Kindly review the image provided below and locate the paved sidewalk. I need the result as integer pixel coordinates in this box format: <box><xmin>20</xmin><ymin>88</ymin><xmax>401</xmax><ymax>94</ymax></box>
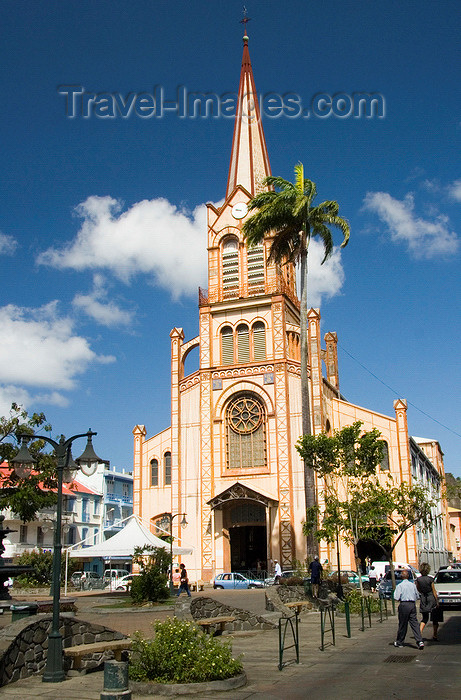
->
<box><xmin>1</xmin><ymin>603</ymin><xmax>460</xmax><ymax>699</ymax></box>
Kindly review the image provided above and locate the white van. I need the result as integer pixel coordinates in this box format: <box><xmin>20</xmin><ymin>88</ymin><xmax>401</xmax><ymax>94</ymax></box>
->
<box><xmin>371</xmin><ymin>561</ymin><xmax>420</xmax><ymax>580</ymax></box>
<box><xmin>103</xmin><ymin>569</ymin><xmax>130</xmax><ymax>587</ymax></box>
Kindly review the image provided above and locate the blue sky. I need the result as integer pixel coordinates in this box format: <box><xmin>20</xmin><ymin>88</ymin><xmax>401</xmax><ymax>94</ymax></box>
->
<box><xmin>1</xmin><ymin>1</ymin><xmax>460</xmax><ymax>476</ymax></box>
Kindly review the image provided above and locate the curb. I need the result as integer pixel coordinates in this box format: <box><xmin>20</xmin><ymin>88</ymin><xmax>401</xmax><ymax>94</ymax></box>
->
<box><xmin>131</xmin><ymin>671</ymin><xmax>247</xmax><ymax>696</ymax></box>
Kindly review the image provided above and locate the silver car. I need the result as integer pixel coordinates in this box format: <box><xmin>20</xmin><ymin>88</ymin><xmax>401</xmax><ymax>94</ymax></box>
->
<box><xmin>433</xmin><ymin>568</ymin><xmax>461</xmax><ymax>609</ymax></box>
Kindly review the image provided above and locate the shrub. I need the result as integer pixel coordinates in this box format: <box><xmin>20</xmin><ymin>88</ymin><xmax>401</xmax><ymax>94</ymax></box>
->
<box><xmin>280</xmin><ymin>576</ymin><xmax>305</xmax><ymax>586</ymax></box>
<box><xmin>130</xmin><ymin>569</ymin><xmax>169</xmax><ymax>604</ymax></box>
<box><xmin>336</xmin><ymin>588</ymin><xmax>380</xmax><ymax>614</ymax></box>
<box><xmin>14</xmin><ymin>549</ymin><xmax>80</xmax><ymax>587</ymax></box>
<box><xmin>129</xmin><ymin>618</ymin><xmax>243</xmax><ymax>684</ymax></box>
<box><xmin>130</xmin><ymin>544</ymin><xmax>170</xmax><ymax>604</ymax></box>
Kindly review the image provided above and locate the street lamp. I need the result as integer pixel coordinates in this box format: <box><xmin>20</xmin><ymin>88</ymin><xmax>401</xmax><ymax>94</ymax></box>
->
<box><xmin>10</xmin><ymin>429</ymin><xmax>102</xmax><ymax>683</ymax></box>
<box><xmin>160</xmin><ymin>512</ymin><xmax>187</xmax><ymax>595</ymax></box>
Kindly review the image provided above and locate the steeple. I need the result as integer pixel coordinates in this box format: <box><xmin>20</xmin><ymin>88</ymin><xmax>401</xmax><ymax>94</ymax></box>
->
<box><xmin>225</xmin><ymin>31</ymin><xmax>271</xmax><ymax>198</ymax></box>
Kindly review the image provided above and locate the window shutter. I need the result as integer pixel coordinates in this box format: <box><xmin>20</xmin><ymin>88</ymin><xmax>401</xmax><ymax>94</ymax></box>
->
<box><xmin>237</xmin><ymin>325</ymin><xmax>250</xmax><ymax>363</ymax></box>
<box><xmin>253</xmin><ymin>322</ymin><xmax>266</xmax><ymax>360</ymax></box>
<box><xmin>221</xmin><ymin>327</ymin><xmax>234</xmax><ymax>365</ymax></box>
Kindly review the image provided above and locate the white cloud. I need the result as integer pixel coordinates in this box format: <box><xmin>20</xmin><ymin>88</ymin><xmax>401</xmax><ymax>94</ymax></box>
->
<box><xmin>72</xmin><ymin>274</ymin><xmax>134</xmax><ymax>327</ymax></box>
<box><xmin>306</xmin><ymin>239</ymin><xmax>345</xmax><ymax>307</ymax></box>
<box><xmin>37</xmin><ymin>195</ymin><xmax>208</xmax><ymax>300</ymax></box>
<box><xmin>362</xmin><ymin>191</ymin><xmax>459</xmax><ymax>258</ymax></box>
<box><xmin>0</xmin><ymin>302</ymin><xmax>115</xmax><ymax>410</ymax></box>
<box><xmin>0</xmin><ymin>232</ymin><xmax>17</xmax><ymax>256</ymax></box>
<box><xmin>448</xmin><ymin>179</ymin><xmax>461</xmax><ymax>202</ymax></box>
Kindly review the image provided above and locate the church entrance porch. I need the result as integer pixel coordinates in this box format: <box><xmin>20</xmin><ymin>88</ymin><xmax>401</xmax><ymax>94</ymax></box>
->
<box><xmin>208</xmin><ymin>482</ymin><xmax>278</xmax><ymax>577</ymax></box>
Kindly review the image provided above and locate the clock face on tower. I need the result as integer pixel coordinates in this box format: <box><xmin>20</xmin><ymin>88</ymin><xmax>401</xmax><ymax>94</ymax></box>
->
<box><xmin>231</xmin><ymin>202</ymin><xmax>248</xmax><ymax>219</ymax></box>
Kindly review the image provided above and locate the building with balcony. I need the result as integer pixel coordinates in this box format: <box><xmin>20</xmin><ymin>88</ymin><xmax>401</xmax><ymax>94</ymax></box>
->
<box><xmin>0</xmin><ymin>465</ymin><xmax>102</xmax><ymax>560</ymax></box>
<box><xmin>76</xmin><ymin>463</ymin><xmax>133</xmax><ymax>542</ymax></box>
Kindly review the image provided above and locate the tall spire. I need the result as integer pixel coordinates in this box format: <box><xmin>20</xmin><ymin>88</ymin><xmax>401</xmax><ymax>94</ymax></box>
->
<box><xmin>225</xmin><ymin>29</ymin><xmax>271</xmax><ymax>198</ymax></box>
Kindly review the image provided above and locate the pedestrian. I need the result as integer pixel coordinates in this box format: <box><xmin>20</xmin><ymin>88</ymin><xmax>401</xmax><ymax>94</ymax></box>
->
<box><xmin>368</xmin><ymin>566</ymin><xmax>378</xmax><ymax>592</ymax></box>
<box><xmin>274</xmin><ymin>560</ymin><xmax>282</xmax><ymax>584</ymax></box>
<box><xmin>416</xmin><ymin>562</ymin><xmax>443</xmax><ymax>641</ymax></box>
<box><xmin>172</xmin><ymin>568</ymin><xmax>181</xmax><ymax>588</ymax></box>
<box><xmin>176</xmin><ymin>563</ymin><xmax>191</xmax><ymax>597</ymax></box>
<box><xmin>309</xmin><ymin>555</ymin><xmax>323</xmax><ymax>598</ymax></box>
<box><xmin>393</xmin><ymin>569</ymin><xmax>424</xmax><ymax>648</ymax></box>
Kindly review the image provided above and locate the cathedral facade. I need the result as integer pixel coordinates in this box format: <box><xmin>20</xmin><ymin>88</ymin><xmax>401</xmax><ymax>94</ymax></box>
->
<box><xmin>133</xmin><ymin>34</ymin><xmax>449</xmax><ymax>581</ymax></box>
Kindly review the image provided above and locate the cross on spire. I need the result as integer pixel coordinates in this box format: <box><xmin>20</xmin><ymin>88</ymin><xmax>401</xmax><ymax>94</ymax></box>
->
<box><xmin>240</xmin><ymin>6</ymin><xmax>251</xmax><ymax>37</ymax></box>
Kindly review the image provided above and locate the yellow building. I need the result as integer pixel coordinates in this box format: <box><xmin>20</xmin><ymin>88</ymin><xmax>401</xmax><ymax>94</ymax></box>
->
<box><xmin>133</xmin><ymin>33</ymin><xmax>449</xmax><ymax>580</ymax></box>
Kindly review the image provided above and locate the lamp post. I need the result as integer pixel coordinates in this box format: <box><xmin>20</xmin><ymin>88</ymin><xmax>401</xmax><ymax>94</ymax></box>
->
<box><xmin>160</xmin><ymin>513</ymin><xmax>187</xmax><ymax>595</ymax></box>
<box><xmin>10</xmin><ymin>430</ymin><xmax>102</xmax><ymax>683</ymax></box>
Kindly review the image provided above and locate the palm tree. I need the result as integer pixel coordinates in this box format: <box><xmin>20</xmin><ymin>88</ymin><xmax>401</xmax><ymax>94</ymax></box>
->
<box><xmin>242</xmin><ymin>163</ymin><xmax>350</xmax><ymax>559</ymax></box>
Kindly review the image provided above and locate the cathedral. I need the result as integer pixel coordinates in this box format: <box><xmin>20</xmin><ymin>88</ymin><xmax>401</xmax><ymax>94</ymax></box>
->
<box><xmin>132</xmin><ymin>33</ymin><xmax>449</xmax><ymax>581</ymax></box>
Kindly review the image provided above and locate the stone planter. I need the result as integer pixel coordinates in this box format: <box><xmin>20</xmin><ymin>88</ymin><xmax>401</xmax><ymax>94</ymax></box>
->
<box><xmin>131</xmin><ymin>671</ymin><xmax>247</xmax><ymax>696</ymax></box>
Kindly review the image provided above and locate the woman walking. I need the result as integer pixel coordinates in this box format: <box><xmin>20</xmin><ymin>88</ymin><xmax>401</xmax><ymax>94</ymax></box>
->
<box><xmin>416</xmin><ymin>563</ymin><xmax>443</xmax><ymax>641</ymax></box>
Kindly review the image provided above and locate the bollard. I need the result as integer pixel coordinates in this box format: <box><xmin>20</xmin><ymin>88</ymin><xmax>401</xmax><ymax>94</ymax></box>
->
<box><xmin>100</xmin><ymin>660</ymin><xmax>131</xmax><ymax>700</ymax></box>
<box><xmin>345</xmin><ymin>600</ymin><xmax>351</xmax><ymax>637</ymax></box>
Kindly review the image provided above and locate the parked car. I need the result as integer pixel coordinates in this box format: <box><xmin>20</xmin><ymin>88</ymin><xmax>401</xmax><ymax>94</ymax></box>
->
<box><xmin>103</xmin><ymin>569</ymin><xmax>130</xmax><ymax>586</ymax></box>
<box><xmin>71</xmin><ymin>571</ymin><xmax>104</xmax><ymax>589</ymax></box>
<box><xmin>371</xmin><ymin>561</ymin><xmax>420</xmax><ymax>580</ymax></box>
<box><xmin>328</xmin><ymin>570</ymin><xmax>370</xmax><ymax>587</ymax></box>
<box><xmin>70</xmin><ymin>571</ymin><xmax>84</xmax><ymax>587</ymax></box>
<box><xmin>264</xmin><ymin>569</ymin><xmax>297</xmax><ymax>586</ymax></box>
<box><xmin>377</xmin><ymin>569</ymin><xmax>416</xmax><ymax>599</ymax></box>
<box><xmin>114</xmin><ymin>573</ymin><xmax>141</xmax><ymax>592</ymax></box>
<box><xmin>213</xmin><ymin>573</ymin><xmax>264</xmax><ymax>589</ymax></box>
<box><xmin>433</xmin><ymin>568</ymin><xmax>461</xmax><ymax>609</ymax></box>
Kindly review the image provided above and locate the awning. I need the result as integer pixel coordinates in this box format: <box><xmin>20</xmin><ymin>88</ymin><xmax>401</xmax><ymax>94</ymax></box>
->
<box><xmin>68</xmin><ymin>514</ymin><xmax>193</xmax><ymax>558</ymax></box>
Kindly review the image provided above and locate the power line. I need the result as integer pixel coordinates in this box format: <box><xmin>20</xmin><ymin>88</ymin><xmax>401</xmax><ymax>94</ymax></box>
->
<box><xmin>338</xmin><ymin>343</ymin><xmax>461</xmax><ymax>440</ymax></box>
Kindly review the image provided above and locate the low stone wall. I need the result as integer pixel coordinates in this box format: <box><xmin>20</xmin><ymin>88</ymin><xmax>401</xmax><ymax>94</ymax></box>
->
<box><xmin>176</xmin><ymin>597</ymin><xmax>276</xmax><ymax>632</ymax></box>
<box><xmin>0</xmin><ymin>614</ymin><xmax>127</xmax><ymax>686</ymax></box>
<box><xmin>264</xmin><ymin>585</ymin><xmax>314</xmax><ymax>616</ymax></box>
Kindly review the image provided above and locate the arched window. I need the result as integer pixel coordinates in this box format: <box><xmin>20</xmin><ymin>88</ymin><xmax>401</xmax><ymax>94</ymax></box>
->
<box><xmin>380</xmin><ymin>441</ymin><xmax>390</xmax><ymax>470</ymax></box>
<box><xmin>247</xmin><ymin>243</ymin><xmax>264</xmax><ymax>291</ymax></box>
<box><xmin>150</xmin><ymin>459</ymin><xmax>158</xmax><ymax>486</ymax></box>
<box><xmin>221</xmin><ymin>326</ymin><xmax>234</xmax><ymax>365</ymax></box>
<box><xmin>252</xmin><ymin>321</ymin><xmax>266</xmax><ymax>361</ymax></box>
<box><xmin>237</xmin><ymin>324</ymin><xmax>250</xmax><ymax>363</ymax></box>
<box><xmin>164</xmin><ymin>451</ymin><xmax>172</xmax><ymax>485</ymax></box>
<box><xmin>222</xmin><ymin>237</ymin><xmax>239</xmax><ymax>297</ymax></box>
<box><xmin>226</xmin><ymin>393</ymin><xmax>266</xmax><ymax>470</ymax></box>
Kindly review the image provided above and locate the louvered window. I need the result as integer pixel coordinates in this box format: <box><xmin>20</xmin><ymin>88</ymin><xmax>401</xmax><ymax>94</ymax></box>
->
<box><xmin>150</xmin><ymin>459</ymin><xmax>158</xmax><ymax>486</ymax></box>
<box><xmin>380</xmin><ymin>441</ymin><xmax>390</xmax><ymax>471</ymax></box>
<box><xmin>237</xmin><ymin>324</ymin><xmax>250</xmax><ymax>363</ymax></box>
<box><xmin>221</xmin><ymin>326</ymin><xmax>234</xmax><ymax>365</ymax></box>
<box><xmin>226</xmin><ymin>394</ymin><xmax>266</xmax><ymax>470</ymax></box>
<box><xmin>222</xmin><ymin>238</ymin><xmax>239</xmax><ymax>296</ymax></box>
<box><xmin>164</xmin><ymin>451</ymin><xmax>172</xmax><ymax>485</ymax></box>
<box><xmin>252</xmin><ymin>322</ymin><xmax>266</xmax><ymax>361</ymax></box>
<box><xmin>247</xmin><ymin>244</ymin><xmax>265</xmax><ymax>291</ymax></box>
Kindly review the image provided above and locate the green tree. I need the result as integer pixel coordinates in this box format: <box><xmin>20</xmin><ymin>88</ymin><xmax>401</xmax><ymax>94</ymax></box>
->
<box><xmin>243</xmin><ymin>164</ymin><xmax>350</xmax><ymax>557</ymax></box>
<box><xmin>296</xmin><ymin>421</ymin><xmax>439</xmax><ymax>591</ymax></box>
<box><xmin>0</xmin><ymin>403</ymin><xmax>58</xmax><ymax>522</ymax></box>
<box><xmin>130</xmin><ymin>544</ymin><xmax>170</xmax><ymax>603</ymax></box>
<box><xmin>297</xmin><ymin>421</ymin><xmax>384</xmax><ymax>592</ymax></box>
<box><xmin>14</xmin><ymin>549</ymin><xmax>80</xmax><ymax>587</ymax></box>
<box><xmin>363</xmin><ymin>480</ymin><xmax>438</xmax><ymax>589</ymax></box>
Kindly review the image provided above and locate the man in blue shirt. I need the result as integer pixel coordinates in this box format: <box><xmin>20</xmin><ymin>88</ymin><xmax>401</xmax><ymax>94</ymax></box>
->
<box><xmin>393</xmin><ymin>569</ymin><xmax>424</xmax><ymax>648</ymax></box>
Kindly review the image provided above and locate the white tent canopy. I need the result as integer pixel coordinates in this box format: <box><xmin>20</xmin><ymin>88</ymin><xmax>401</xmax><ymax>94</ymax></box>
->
<box><xmin>68</xmin><ymin>515</ymin><xmax>193</xmax><ymax>558</ymax></box>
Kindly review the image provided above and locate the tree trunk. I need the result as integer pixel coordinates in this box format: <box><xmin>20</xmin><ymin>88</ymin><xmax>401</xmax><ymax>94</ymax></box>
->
<box><xmin>300</xmin><ymin>246</ymin><xmax>317</xmax><ymax>560</ymax></box>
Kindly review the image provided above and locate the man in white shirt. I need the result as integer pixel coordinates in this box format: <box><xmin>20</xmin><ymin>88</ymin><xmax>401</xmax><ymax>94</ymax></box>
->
<box><xmin>274</xmin><ymin>560</ymin><xmax>282</xmax><ymax>584</ymax></box>
<box><xmin>393</xmin><ymin>569</ymin><xmax>424</xmax><ymax>648</ymax></box>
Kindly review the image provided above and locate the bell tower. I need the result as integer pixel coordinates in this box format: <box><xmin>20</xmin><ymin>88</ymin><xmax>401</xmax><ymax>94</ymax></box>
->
<box><xmin>196</xmin><ymin>30</ymin><xmax>304</xmax><ymax>576</ymax></box>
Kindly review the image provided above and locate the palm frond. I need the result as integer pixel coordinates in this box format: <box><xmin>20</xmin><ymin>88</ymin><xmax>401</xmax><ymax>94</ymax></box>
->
<box><xmin>294</xmin><ymin>162</ymin><xmax>304</xmax><ymax>193</ymax></box>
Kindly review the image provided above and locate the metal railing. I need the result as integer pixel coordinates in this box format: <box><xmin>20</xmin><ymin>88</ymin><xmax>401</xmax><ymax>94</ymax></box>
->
<box><xmin>278</xmin><ymin>614</ymin><xmax>299</xmax><ymax>670</ymax></box>
<box><xmin>320</xmin><ymin>604</ymin><xmax>336</xmax><ymax>651</ymax></box>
